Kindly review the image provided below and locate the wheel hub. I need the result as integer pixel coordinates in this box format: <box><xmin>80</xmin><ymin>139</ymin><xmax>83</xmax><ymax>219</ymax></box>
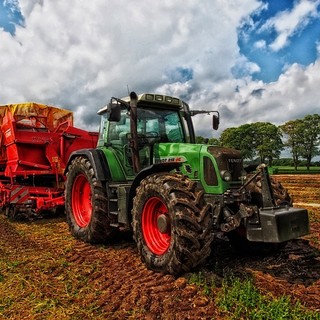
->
<box><xmin>157</xmin><ymin>214</ymin><xmax>170</xmax><ymax>233</ymax></box>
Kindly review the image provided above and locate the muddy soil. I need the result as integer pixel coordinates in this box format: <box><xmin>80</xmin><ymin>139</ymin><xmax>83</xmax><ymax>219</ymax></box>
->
<box><xmin>0</xmin><ymin>174</ymin><xmax>319</xmax><ymax>319</ymax></box>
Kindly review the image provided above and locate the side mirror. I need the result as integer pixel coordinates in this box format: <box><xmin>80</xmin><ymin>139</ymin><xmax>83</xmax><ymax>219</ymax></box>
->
<box><xmin>107</xmin><ymin>103</ymin><xmax>121</xmax><ymax>122</ymax></box>
<box><xmin>212</xmin><ymin>114</ymin><xmax>219</xmax><ymax>130</ymax></box>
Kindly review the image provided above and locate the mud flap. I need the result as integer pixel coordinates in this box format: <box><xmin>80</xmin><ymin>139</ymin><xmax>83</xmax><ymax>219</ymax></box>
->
<box><xmin>246</xmin><ymin>206</ymin><xmax>309</xmax><ymax>243</ymax></box>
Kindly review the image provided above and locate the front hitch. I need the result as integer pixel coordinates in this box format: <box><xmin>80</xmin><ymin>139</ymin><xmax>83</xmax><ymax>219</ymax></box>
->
<box><xmin>258</xmin><ymin>164</ymin><xmax>276</xmax><ymax>208</ymax></box>
<box><xmin>245</xmin><ymin>164</ymin><xmax>309</xmax><ymax>243</ymax></box>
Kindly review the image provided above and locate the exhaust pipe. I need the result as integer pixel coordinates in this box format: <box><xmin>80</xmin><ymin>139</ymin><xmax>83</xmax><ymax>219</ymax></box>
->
<box><xmin>129</xmin><ymin>92</ymin><xmax>141</xmax><ymax>173</ymax></box>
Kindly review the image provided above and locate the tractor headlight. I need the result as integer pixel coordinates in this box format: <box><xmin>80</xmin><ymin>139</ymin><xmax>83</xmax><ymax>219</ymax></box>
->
<box><xmin>221</xmin><ymin>170</ymin><xmax>232</xmax><ymax>182</ymax></box>
<box><xmin>240</xmin><ymin>170</ymin><xmax>247</xmax><ymax>181</ymax></box>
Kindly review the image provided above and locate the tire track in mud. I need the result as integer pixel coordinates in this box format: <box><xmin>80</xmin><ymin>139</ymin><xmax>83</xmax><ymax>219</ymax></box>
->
<box><xmin>1</xmin><ymin>220</ymin><xmax>319</xmax><ymax>318</ymax></box>
<box><xmin>205</xmin><ymin>237</ymin><xmax>320</xmax><ymax>310</ymax></box>
<box><xmin>0</xmin><ymin>216</ymin><xmax>219</xmax><ymax>319</ymax></box>
<box><xmin>252</xmin><ymin>240</ymin><xmax>320</xmax><ymax>309</ymax></box>
<box><xmin>1</xmin><ymin>174</ymin><xmax>320</xmax><ymax>318</ymax></box>
<box><xmin>63</xmin><ymin>222</ymin><xmax>320</xmax><ymax>316</ymax></box>
<box><xmin>64</xmin><ymin>239</ymin><xmax>218</xmax><ymax>319</ymax></box>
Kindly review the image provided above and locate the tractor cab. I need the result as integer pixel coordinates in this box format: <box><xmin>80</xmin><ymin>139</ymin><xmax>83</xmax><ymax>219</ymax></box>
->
<box><xmin>97</xmin><ymin>93</ymin><xmax>197</xmax><ymax>176</ymax></box>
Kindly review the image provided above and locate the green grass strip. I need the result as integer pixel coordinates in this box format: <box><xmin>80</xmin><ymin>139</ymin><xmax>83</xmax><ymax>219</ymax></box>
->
<box><xmin>216</xmin><ymin>276</ymin><xmax>320</xmax><ymax>320</ymax></box>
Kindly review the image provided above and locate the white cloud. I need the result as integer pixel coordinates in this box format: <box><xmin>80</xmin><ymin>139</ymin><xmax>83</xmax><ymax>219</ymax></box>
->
<box><xmin>0</xmin><ymin>0</ymin><xmax>260</xmax><ymax>129</ymax></box>
<box><xmin>232</xmin><ymin>55</ymin><xmax>261</xmax><ymax>76</ymax></box>
<box><xmin>261</xmin><ymin>0</ymin><xmax>320</xmax><ymax>51</ymax></box>
<box><xmin>0</xmin><ymin>0</ymin><xmax>319</xmax><ymax>140</ymax></box>
<box><xmin>188</xmin><ymin>60</ymin><xmax>320</xmax><ymax>138</ymax></box>
<box><xmin>254</xmin><ymin>39</ymin><xmax>266</xmax><ymax>49</ymax></box>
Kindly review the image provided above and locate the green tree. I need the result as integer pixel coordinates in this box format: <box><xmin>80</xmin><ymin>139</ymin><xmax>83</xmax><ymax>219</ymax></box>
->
<box><xmin>280</xmin><ymin>119</ymin><xmax>305</xmax><ymax>170</ymax></box>
<box><xmin>195</xmin><ymin>136</ymin><xmax>207</xmax><ymax>144</ymax></box>
<box><xmin>207</xmin><ymin>137</ymin><xmax>220</xmax><ymax>146</ymax></box>
<box><xmin>220</xmin><ymin>123</ymin><xmax>283</xmax><ymax>164</ymax></box>
<box><xmin>299</xmin><ymin>114</ymin><xmax>320</xmax><ymax>170</ymax></box>
<box><xmin>252</xmin><ymin>122</ymin><xmax>283</xmax><ymax>166</ymax></box>
<box><xmin>281</xmin><ymin>114</ymin><xmax>320</xmax><ymax>170</ymax></box>
<box><xmin>219</xmin><ymin>124</ymin><xmax>256</xmax><ymax>159</ymax></box>
<box><xmin>195</xmin><ymin>136</ymin><xmax>219</xmax><ymax>145</ymax></box>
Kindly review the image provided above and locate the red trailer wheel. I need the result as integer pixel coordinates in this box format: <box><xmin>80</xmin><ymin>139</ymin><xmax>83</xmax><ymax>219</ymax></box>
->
<box><xmin>142</xmin><ymin>197</ymin><xmax>171</xmax><ymax>255</ymax></box>
<box><xmin>72</xmin><ymin>174</ymin><xmax>92</xmax><ymax>227</ymax></box>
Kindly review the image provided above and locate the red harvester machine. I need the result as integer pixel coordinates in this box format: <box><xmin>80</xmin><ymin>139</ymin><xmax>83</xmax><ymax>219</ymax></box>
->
<box><xmin>0</xmin><ymin>102</ymin><xmax>98</xmax><ymax>219</ymax></box>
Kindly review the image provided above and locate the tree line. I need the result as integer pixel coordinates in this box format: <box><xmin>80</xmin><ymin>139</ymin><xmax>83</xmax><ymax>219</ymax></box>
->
<box><xmin>196</xmin><ymin>114</ymin><xmax>320</xmax><ymax>170</ymax></box>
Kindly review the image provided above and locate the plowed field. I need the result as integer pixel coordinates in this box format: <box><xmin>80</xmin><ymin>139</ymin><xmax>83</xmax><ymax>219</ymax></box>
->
<box><xmin>0</xmin><ymin>174</ymin><xmax>319</xmax><ymax>319</ymax></box>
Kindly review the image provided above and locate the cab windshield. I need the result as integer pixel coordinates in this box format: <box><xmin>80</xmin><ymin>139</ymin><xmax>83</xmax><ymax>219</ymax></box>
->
<box><xmin>107</xmin><ymin>107</ymin><xmax>188</xmax><ymax>144</ymax></box>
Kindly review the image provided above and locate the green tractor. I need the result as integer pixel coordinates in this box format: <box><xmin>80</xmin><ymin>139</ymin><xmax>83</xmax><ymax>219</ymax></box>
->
<box><xmin>65</xmin><ymin>92</ymin><xmax>309</xmax><ymax>275</ymax></box>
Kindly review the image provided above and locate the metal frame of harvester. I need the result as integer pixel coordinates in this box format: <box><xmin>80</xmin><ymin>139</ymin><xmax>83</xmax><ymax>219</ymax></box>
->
<box><xmin>0</xmin><ymin>102</ymin><xmax>98</xmax><ymax>219</ymax></box>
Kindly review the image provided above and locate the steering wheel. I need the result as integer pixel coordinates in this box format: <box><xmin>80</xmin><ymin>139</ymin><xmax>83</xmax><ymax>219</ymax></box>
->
<box><xmin>145</xmin><ymin>131</ymin><xmax>159</xmax><ymax>138</ymax></box>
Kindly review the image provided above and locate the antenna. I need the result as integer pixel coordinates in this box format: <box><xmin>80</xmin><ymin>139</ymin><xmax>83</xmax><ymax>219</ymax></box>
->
<box><xmin>127</xmin><ymin>85</ymin><xmax>130</xmax><ymax>95</ymax></box>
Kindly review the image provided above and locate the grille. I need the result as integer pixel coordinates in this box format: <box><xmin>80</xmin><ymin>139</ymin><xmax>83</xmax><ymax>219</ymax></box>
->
<box><xmin>207</xmin><ymin>146</ymin><xmax>243</xmax><ymax>182</ymax></box>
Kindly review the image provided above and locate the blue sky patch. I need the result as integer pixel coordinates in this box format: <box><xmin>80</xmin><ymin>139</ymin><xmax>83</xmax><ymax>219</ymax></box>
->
<box><xmin>0</xmin><ymin>1</ymin><xmax>24</xmax><ymax>35</ymax></box>
<box><xmin>165</xmin><ymin>67</ymin><xmax>193</xmax><ymax>83</ymax></box>
<box><xmin>237</xmin><ymin>0</ymin><xmax>320</xmax><ymax>82</ymax></box>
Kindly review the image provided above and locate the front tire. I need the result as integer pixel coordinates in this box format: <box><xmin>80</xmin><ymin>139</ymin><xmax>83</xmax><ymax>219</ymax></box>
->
<box><xmin>132</xmin><ymin>173</ymin><xmax>213</xmax><ymax>275</ymax></box>
<box><xmin>65</xmin><ymin>156</ymin><xmax>113</xmax><ymax>243</ymax></box>
<box><xmin>247</xmin><ymin>174</ymin><xmax>292</xmax><ymax>206</ymax></box>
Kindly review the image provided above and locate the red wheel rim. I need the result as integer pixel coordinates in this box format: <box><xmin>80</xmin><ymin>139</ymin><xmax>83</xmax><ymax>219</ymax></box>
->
<box><xmin>142</xmin><ymin>197</ymin><xmax>171</xmax><ymax>255</ymax></box>
<box><xmin>72</xmin><ymin>174</ymin><xmax>92</xmax><ymax>227</ymax></box>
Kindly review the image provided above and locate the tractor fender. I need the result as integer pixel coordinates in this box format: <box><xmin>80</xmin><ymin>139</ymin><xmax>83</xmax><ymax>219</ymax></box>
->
<box><xmin>65</xmin><ymin>149</ymin><xmax>111</xmax><ymax>182</ymax></box>
<box><xmin>128</xmin><ymin>162</ymin><xmax>181</xmax><ymax>214</ymax></box>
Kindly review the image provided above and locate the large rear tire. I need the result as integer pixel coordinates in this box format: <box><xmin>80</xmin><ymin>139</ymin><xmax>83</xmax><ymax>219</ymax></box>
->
<box><xmin>65</xmin><ymin>156</ymin><xmax>113</xmax><ymax>243</ymax></box>
<box><xmin>132</xmin><ymin>173</ymin><xmax>213</xmax><ymax>275</ymax></box>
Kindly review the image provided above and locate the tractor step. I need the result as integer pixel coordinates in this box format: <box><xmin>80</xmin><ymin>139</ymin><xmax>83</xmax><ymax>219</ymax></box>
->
<box><xmin>109</xmin><ymin>209</ymin><xmax>119</xmax><ymax>228</ymax></box>
<box><xmin>110</xmin><ymin>222</ymin><xmax>119</xmax><ymax>228</ymax></box>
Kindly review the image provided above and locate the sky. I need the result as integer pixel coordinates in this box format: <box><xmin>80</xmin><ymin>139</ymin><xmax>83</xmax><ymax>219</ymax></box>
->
<box><xmin>0</xmin><ymin>0</ymin><xmax>320</xmax><ymax>138</ymax></box>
